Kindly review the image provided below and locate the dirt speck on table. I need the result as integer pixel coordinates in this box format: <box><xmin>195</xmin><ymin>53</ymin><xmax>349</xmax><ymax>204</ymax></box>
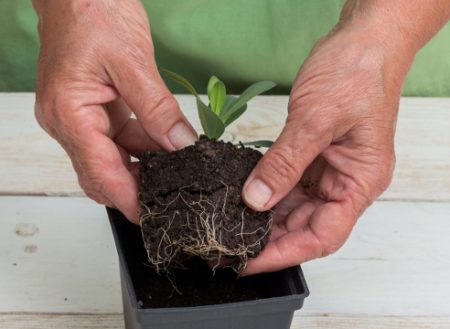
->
<box><xmin>24</xmin><ymin>244</ymin><xmax>38</xmax><ymax>253</ymax></box>
<box><xmin>14</xmin><ymin>223</ymin><xmax>39</xmax><ymax>237</ymax></box>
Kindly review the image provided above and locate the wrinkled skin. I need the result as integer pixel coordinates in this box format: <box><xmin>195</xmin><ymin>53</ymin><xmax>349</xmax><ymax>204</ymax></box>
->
<box><xmin>242</xmin><ymin>29</ymin><xmax>406</xmax><ymax>274</ymax></box>
<box><xmin>33</xmin><ymin>0</ymin><xmax>450</xmax><ymax>274</ymax></box>
<box><xmin>242</xmin><ymin>1</ymin><xmax>450</xmax><ymax>274</ymax></box>
<box><xmin>33</xmin><ymin>0</ymin><xmax>197</xmax><ymax>223</ymax></box>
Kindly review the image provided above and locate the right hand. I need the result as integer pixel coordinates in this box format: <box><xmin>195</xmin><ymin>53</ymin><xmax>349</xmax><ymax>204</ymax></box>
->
<box><xmin>33</xmin><ymin>0</ymin><xmax>197</xmax><ymax>223</ymax></box>
<box><xmin>242</xmin><ymin>20</ymin><xmax>412</xmax><ymax>274</ymax></box>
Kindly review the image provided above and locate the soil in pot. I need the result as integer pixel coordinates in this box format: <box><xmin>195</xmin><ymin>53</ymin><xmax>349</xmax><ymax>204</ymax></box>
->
<box><xmin>113</xmin><ymin>217</ymin><xmax>293</xmax><ymax>308</ymax></box>
<box><xmin>135</xmin><ymin>256</ymin><xmax>276</xmax><ymax>308</ymax></box>
<box><xmin>139</xmin><ymin>136</ymin><xmax>273</xmax><ymax>274</ymax></box>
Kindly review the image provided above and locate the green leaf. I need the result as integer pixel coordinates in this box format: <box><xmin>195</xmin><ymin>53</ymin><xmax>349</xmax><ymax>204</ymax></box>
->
<box><xmin>207</xmin><ymin>76</ymin><xmax>226</xmax><ymax>115</ymax></box>
<box><xmin>161</xmin><ymin>69</ymin><xmax>273</xmax><ymax>141</ymax></box>
<box><xmin>161</xmin><ymin>69</ymin><xmax>199</xmax><ymax>97</ymax></box>
<box><xmin>162</xmin><ymin>69</ymin><xmax>223</xmax><ymax>137</ymax></box>
<box><xmin>223</xmin><ymin>104</ymin><xmax>247</xmax><ymax>127</ymax></box>
<box><xmin>222</xmin><ymin>95</ymin><xmax>237</xmax><ymax>111</ymax></box>
<box><xmin>218</xmin><ymin>95</ymin><xmax>245</xmax><ymax>127</ymax></box>
<box><xmin>221</xmin><ymin>81</ymin><xmax>276</xmax><ymax>125</ymax></box>
<box><xmin>197</xmin><ymin>99</ymin><xmax>225</xmax><ymax>139</ymax></box>
<box><xmin>242</xmin><ymin>140</ymin><xmax>274</xmax><ymax>148</ymax></box>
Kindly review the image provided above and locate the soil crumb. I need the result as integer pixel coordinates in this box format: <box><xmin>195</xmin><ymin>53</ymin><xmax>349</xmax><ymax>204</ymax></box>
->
<box><xmin>139</xmin><ymin>136</ymin><xmax>272</xmax><ymax>273</ymax></box>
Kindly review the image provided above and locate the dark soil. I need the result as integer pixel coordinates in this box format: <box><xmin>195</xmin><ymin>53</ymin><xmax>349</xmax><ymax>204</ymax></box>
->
<box><xmin>108</xmin><ymin>209</ymin><xmax>297</xmax><ymax>308</ymax></box>
<box><xmin>137</xmin><ymin>257</ymin><xmax>266</xmax><ymax>307</ymax></box>
<box><xmin>139</xmin><ymin>136</ymin><xmax>272</xmax><ymax>273</ymax></box>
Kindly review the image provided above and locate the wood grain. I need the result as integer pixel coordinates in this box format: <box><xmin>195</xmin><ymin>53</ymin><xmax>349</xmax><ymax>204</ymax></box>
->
<box><xmin>0</xmin><ymin>313</ymin><xmax>124</xmax><ymax>329</ymax></box>
<box><xmin>1</xmin><ymin>93</ymin><xmax>450</xmax><ymax>328</ymax></box>
<box><xmin>0</xmin><ymin>196</ymin><xmax>121</xmax><ymax>313</ymax></box>
<box><xmin>1</xmin><ymin>196</ymin><xmax>449</xmax><ymax>317</ymax></box>
<box><xmin>1</xmin><ymin>313</ymin><xmax>449</xmax><ymax>329</ymax></box>
<box><xmin>1</xmin><ymin>93</ymin><xmax>449</xmax><ymax>201</ymax></box>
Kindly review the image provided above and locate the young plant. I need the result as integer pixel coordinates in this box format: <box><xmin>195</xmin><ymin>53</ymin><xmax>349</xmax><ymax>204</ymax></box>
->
<box><xmin>162</xmin><ymin>69</ymin><xmax>275</xmax><ymax>147</ymax></box>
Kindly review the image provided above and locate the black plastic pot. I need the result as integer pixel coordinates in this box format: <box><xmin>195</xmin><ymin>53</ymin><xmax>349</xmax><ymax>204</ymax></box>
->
<box><xmin>107</xmin><ymin>207</ymin><xmax>309</xmax><ymax>329</ymax></box>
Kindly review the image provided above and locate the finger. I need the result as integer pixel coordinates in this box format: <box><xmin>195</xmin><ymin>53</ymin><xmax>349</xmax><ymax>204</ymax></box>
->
<box><xmin>79</xmin><ymin>133</ymin><xmax>140</xmax><ymax>223</ymax></box>
<box><xmin>243</xmin><ymin>199</ymin><xmax>355</xmax><ymax>275</ymax></box>
<box><xmin>272</xmin><ymin>185</ymin><xmax>311</xmax><ymax>219</ymax></box>
<box><xmin>245</xmin><ymin>201</ymin><xmax>321</xmax><ymax>275</ymax></box>
<box><xmin>116</xmin><ymin>143</ymin><xmax>132</xmax><ymax>168</ymax></box>
<box><xmin>129</xmin><ymin>161</ymin><xmax>140</xmax><ymax>181</ymax></box>
<box><xmin>271</xmin><ymin>188</ymin><xmax>323</xmax><ymax>235</ymax></box>
<box><xmin>105</xmin><ymin>98</ymin><xmax>160</xmax><ymax>156</ymax></box>
<box><xmin>277</xmin><ymin>199</ymin><xmax>321</xmax><ymax>230</ymax></box>
<box><xmin>109</xmin><ymin>56</ymin><xmax>197</xmax><ymax>151</ymax></box>
<box><xmin>64</xmin><ymin>144</ymin><xmax>116</xmax><ymax>208</ymax></box>
<box><xmin>115</xmin><ymin>118</ymin><xmax>161</xmax><ymax>157</ymax></box>
<box><xmin>81</xmin><ymin>181</ymin><xmax>115</xmax><ymax>208</ymax></box>
<box><xmin>267</xmin><ymin>223</ymin><xmax>288</xmax><ymax>242</ymax></box>
<box><xmin>242</xmin><ymin>113</ymin><xmax>332</xmax><ymax>211</ymax></box>
<box><xmin>104</xmin><ymin>98</ymin><xmax>132</xmax><ymax>138</ymax></box>
<box><xmin>300</xmin><ymin>155</ymin><xmax>329</xmax><ymax>198</ymax></box>
<box><xmin>243</xmin><ymin>229</ymin><xmax>321</xmax><ymax>275</ymax></box>
<box><xmin>63</xmin><ymin>105</ymin><xmax>141</xmax><ymax>223</ymax></box>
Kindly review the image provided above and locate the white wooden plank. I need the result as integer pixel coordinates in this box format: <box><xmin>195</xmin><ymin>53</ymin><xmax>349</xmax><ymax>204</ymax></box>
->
<box><xmin>1</xmin><ymin>196</ymin><xmax>449</xmax><ymax>317</ymax></box>
<box><xmin>301</xmin><ymin>199</ymin><xmax>450</xmax><ymax>316</ymax></box>
<box><xmin>0</xmin><ymin>313</ymin><xmax>449</xmax><ymax>329</ymax></box>
<box><xmin>388</xmin><ymin>97</ymin><xmax>450</xmax><ymax>202</ymax></box>
<box><xmin>295</xmin><ymin>315</ymin><xmax>450</xmax><ymax>329</ymax></box>
<box><xmin>0</xmin><ymin>93</ymin><xmax>80</xmax><ymax>195</ymax></box>
<box><xmin>0</xmin><ymin>196</ymin><xmax>122</xmax><ymax>313</ymax></box>
<box><xmin>0</xmin><ymin>313</ymin><xmax>124</xmax><ymax>329</ymax></box>
<box><xmin>0</xmin><ymin>93</ymin><xmax>450</xmax><ymax>201</ymax></box>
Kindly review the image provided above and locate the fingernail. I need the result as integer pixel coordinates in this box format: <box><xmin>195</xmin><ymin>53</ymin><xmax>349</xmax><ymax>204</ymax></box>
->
<box><xmin>168</xmin><ymin>122</ymin><xmax>197</xmax><ymax>149</ymax></box>
<box><xmin>244</xmin><ymin>179</ymin><xmax>272</xmax><ymax>210</ymax></box>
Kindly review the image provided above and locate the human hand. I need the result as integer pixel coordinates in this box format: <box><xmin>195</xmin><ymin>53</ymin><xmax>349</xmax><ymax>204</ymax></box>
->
<box><xmin>242</xmin><ymin>19</ymin><xmax>415</xmax><ymax>274</ymax></box>
<box><xmin>243</xmin><ymin>0</ymin><xmax>450</xmax><ymax>275</ymax></box>
<box><xmin>33</xmin><ymin>0</ymin><xmax>197</xmax><ymax>223</ymax></box>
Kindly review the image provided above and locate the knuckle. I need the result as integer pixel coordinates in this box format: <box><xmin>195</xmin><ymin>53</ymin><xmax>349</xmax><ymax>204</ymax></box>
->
<box><xmin>76</xmin><ymin>171</ymin><xmax>107</xmax><ymax>205</ymax></box>
<box><xmin>83</xmin><ymin>188</ymin><xmax>108</xmax><ymax>206</ymax></box>
<box><xmin>81</xmin><ymin>186</ymin><xmax>97</xmax><ymax>201</ymax></box>
<box><xmin>35</xmin><ymin>87</ymin><xmax>80</xmax><ymax>124</ymax></box>
<box><xmin>53</xmin><ymin>93</ymin><xmax>80</xmax><ymax>114</ymax></box>
<box><xmin>377</xmin><ymin>152</ymin><xmax>395</xmax><ymax>192</ymax></box>
<box><xmin>321</xmin><ymin>241</ymin><xmax>340</xmax><ymax>257</ymax></box>
<box><xmin>299</xmin><ymin>116</ymin><xmax>331</xmax><ymax>139</ymax></box>
<box><xmin>34</xmin><ymin>100</ymin><xmax>49</xmax><ymax>130</ymax></box>
<box><xmin>287</xmin><ymin>109</ymin><xmax>332</xmax><ymax>142</ymax></box>
<box><xmin>88</xmin><ymin>175</ymin><xmax>110</xmax><ymax>201</ymax></box>
<box><xmin>142</xmin><ymin>94</ymin><xmax>178</xmax><ymax>125</ymax></box>
<box><xmin>84</xmin><ymin>166</ymin><xmax>120</xmax><ymax>203</ymax></box>
<box><xmin>34</xmin><ymin>96</ymin><xmax>58</xmax><ymax>138</ymax></box>
<box><xmin>123</xmin><ymin>40</ymin><xmax>154</xmax><ymax>64</ymax></box>
<box><xmin>263</xmin><ymin>146</ymin><xmax>300</xmax><ymax>182</ymax></box>
<box><xmin>35</xmin><ymin>89</ymin><xmax>82</xmax><ymax>139</ymax></box>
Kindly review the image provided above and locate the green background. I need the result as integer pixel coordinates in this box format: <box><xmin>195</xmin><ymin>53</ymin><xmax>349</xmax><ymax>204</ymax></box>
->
<box><xmin>1</xmin><ymin>0</ymin><xmax>449</xmax><ymax>95</ymax></box>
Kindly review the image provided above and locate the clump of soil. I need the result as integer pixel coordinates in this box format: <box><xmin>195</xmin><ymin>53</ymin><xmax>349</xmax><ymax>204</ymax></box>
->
<box><xmin>137</xmin><ymin>257</ymin><xmax>265</xmax><ymax>307</ymax></box>
<box><xmin>139</xmin><ymin>136</ymin><xmax>272</xmax><ymax>274</ymax></box>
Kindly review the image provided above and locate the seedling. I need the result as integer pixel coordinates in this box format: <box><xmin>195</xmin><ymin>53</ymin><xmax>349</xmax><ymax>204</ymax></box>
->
<box><xmin>138</xmin><ymin>71</ymin><xmax>276</xmax><ymax>276</ymax></box>
<box><xmin>162</xmin><ymin>69</ymin><xmax>275</xmax><ymax>147</ymax></box>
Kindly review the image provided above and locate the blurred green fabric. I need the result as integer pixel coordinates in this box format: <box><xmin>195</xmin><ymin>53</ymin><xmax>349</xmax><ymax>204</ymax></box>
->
<box><xmin>1</xmin><ymin>0</ymin><xmax>449</xmax><ymax>96</ymax></box>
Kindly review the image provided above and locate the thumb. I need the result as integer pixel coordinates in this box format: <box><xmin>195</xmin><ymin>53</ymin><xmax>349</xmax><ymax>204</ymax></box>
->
<box><xmin>242</xmin><ymin>117</ymin><xmax>332</xmax><ymax>211</ymax></box>
<box><xmin>110</xmin><ymin>59</ymin><xmax>197</xmax><ymax>151</ymax></box>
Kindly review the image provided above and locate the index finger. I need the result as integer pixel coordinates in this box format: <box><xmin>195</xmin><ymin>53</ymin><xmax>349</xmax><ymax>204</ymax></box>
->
<box><xmin>61</xmin><ymin>105</ymin><xmax>140</xmax><ymax>223</ymax></box>
<box><xmin>243</xmin><ymin>199</ymin><xmax>356</xmax><ymax>275</ymax></box>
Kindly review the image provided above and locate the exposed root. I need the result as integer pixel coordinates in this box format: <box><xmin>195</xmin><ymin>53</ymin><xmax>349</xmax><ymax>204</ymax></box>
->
<box><xmin>140</xmin><ymin>181</ymin><xmax>273</xmax><ymax>274</ymax></box>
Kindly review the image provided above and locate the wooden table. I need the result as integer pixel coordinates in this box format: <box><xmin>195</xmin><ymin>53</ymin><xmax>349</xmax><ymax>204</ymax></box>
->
<box><xmin>1</xmin><ymin>93</ymin><xmax>449</xmax><ymax>328</ymax></box>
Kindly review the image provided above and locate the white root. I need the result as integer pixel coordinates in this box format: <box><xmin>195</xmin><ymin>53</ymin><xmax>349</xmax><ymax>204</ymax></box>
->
<box><xmin>140</xmin><ymin>182</ymin><xmax>272</xmax><ymax>274</ymax></box>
